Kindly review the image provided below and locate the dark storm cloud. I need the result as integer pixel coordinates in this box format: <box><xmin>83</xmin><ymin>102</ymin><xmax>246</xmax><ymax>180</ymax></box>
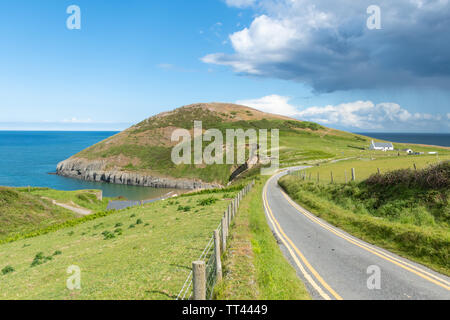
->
<box><xmin>204</xmin><ymin>0</ymin><xmax>450</xmax><ymax>92</ymax></box>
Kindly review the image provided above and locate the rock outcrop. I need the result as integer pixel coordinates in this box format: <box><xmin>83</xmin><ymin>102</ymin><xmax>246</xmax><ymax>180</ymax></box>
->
<box><xmin>56</xmin><ymin>158</ymin><xmax>222</xmax><ymax>190</ymax></box>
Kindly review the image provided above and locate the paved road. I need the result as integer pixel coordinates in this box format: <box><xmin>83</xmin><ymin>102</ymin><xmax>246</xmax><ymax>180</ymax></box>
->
<box><xmin>263</xmin><ymin>167</ymin><xmax>450</xmax><ymax>300</ymax></box>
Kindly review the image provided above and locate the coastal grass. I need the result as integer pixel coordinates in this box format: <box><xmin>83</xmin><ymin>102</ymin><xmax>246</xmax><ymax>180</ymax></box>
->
<box><xmin>301</xmin><ymin>154</ymin><xmax>450</xmax><ymax>184</ymax></box>
<box><xmin>17</xmin><ymin>188</ymin><xmax>109</xmax><ymax>212</ymax></box>
<box><xmin>279</xmin><ymin>164</ymin><xmax>450</xmax><ymax>275</ymax></box>
<box><xmin>0</xmin><ymin>187</ymin><xmax>79</xmax><ymax>241</ymax></box>
<box><xmin>215</xmin><ymin>177</ymin><xmax>311</xmax><ymax>300</ymax></box>
<box><xmin>0</xmin><ymin>191</ymin><xmax>235</xmax><ymax>300</ymax></box>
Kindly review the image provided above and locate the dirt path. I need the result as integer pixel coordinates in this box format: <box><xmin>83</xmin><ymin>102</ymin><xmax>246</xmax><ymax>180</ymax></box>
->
<box><xmin>42</xmin><ymin>197</ymin><xmax>92</xmax><ymax>215</ymax></box>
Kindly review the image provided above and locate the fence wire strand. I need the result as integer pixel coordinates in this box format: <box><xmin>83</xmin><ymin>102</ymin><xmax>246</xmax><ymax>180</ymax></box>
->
<box><xmin>176</xmin><ymin>182</ymin><xmax>253</xmax><ymax>300</ymax></box>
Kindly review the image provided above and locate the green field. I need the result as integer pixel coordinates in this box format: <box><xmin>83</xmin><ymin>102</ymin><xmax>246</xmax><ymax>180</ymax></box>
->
<box><xmin>298</xmin><ymin>154</ymin><xmax>449</xmax><ymax>183</ymax></box>
<box><xmin>0</xmin><ymin>190</ymin><xmax>235</xmax><ymax>299</ymax></box>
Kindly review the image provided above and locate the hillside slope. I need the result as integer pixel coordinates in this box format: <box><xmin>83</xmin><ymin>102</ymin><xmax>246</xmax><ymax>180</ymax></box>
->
<box><xmin>0</xmin><ymin>187</ymin><xmax>78</xmax><ymax>241</ymax></box>
<box><xmin>56</xmin><ymin>102</ymin><xmax>445</xmax><ymax>188</ymax></box>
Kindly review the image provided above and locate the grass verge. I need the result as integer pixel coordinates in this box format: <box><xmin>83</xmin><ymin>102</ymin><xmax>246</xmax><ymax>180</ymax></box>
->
<box><xmin>279</xmin><ymin>176</ymin><xmax>450</xmax><ymax>276</ymax></box>
<box><xmin>214</xmin><ymin>177</ymin><xmax>311</xmax><ymax>300</ymax></box>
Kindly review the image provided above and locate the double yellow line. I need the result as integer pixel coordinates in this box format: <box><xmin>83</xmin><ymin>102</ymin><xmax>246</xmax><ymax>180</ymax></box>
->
<box><xmin>263</xmin><ymin>174</ymin><xmax>343</xmax><ymax>300</ymax></box>
<box><xmin>263</xmin><ymin>172</ymin><xmax>450</xmax><ymax>300</ymax></box>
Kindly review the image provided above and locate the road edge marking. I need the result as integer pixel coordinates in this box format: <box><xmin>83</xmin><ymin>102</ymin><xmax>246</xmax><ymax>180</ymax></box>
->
<box><xmin>263</xmin><ymin>175</ymin><xmax>343</xmax><ymax>300</ymax></box>
<box><xmin>279</xmin><ymin>181</ymin><xmax>450</xmax><ymax>291</ymax></box>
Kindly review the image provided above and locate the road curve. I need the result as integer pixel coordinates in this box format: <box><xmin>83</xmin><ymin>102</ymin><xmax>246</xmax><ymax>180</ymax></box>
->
<box><xmin>263</xmin><ymin>167</ymin><xmax>450</xmax><ymax>300</ymax></box>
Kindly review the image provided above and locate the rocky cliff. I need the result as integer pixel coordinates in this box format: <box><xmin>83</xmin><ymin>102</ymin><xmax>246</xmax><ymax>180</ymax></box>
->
<box><xmin>56</xmin><ymin>158</ymin><xmax>222</xmax><ymax>190</ymax></box>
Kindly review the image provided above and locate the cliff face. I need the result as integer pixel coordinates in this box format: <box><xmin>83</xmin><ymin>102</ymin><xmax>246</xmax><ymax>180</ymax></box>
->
<box><xmin>56</xmin><ymin>158</ymin><xmax>222</xmax><ymax>190</ymax></box>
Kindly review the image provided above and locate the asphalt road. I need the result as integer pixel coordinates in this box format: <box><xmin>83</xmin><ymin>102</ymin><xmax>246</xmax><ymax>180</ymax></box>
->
<box><xmin>263</xmin><ymin>166</ymin><xmax>450</xmax><ymax>300</ymax></box>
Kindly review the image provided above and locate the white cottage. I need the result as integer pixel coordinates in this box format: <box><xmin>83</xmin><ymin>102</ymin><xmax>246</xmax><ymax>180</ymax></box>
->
<box><xmin>369</xmin><ymin>140</ymin><xmax>394</xmax><ymax>151</ymax></box>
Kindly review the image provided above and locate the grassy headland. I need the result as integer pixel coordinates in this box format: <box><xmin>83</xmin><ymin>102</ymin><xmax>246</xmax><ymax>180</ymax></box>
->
<box><xmin>57</xmin><ymin>102</ymin><xmax>449</xmax><ymax>187</ymax></box>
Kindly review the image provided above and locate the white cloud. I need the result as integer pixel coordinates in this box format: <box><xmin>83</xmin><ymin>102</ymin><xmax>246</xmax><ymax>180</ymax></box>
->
<box><xmin>225</xmin><ymin>0</ymin><xmax>256</xmax><ymax>8</ymax></box>
<box><xmin>61</xmin><ymin>117</ymin><xmax>93</xmax><ymax>124</ymax></box>
<box><xmin>237</xmin><ymin>95</ymin><xmax>300</xmax><ymax>116</ymax></box>
<box><xmin>237</xmin><ymin>94</ymin><xmax>449</xmax><ymax>130</ymax></box>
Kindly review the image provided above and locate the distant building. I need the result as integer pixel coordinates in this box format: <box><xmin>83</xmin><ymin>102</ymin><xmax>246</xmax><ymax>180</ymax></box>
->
<box><xmin>369</xmin><ymin>140</ymin><xmax>394</xmax><ymax>151</ymax></box>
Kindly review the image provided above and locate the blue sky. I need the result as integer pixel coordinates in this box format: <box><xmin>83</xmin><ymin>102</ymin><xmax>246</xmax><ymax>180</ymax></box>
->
<box><xmin>0</xmin><ymin>0</ymin><xmax>449</xmax><ymax>132</ymax></box>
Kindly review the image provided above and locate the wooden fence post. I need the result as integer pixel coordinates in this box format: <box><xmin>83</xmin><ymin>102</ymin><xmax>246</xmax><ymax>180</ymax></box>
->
<box><xmin>345</xmin><ymin>171</ymin><xmax>348</xmax><ymax>184</ymax></box>
<box><xmin>317</xmin><ymin>172</ymin><xmax>320</xmax><ymax>182</ymax></box>
<box><xmin>221</xmin><ymin>216</ymin><xmax>227</xmax><ymax>250</ymax></box>
<box><xmin>192</xmin><ymin>261</ymin><xmax>206</xmax><ymax>300</ymax></box>
<box><xmin>331</xmin><ymin>171</ymin><xmax>334</xmax><ymax>184</ymax></box>
<box><xmin>229</xmin><ymin>204</ymin><xmax>233</xmax><ymax>220</ymax></box>
<box><xmin>414</xmin><ymin>163</ymin><xmax>417</xmax><ymax>171</ymax></box>
<box><xmin>377</xmin><ymin>168</ymin><xmax>381</xmax><ymax>175</ymax></box>
<box><xmin>214</xmin><ymin>230</ymin><xmax>222</xmax><ymax>282</ymax></box>
<box><xmin>351</xmin><ymin>168</ymin><xmax>356</xmax><ymax>181</ymax></box>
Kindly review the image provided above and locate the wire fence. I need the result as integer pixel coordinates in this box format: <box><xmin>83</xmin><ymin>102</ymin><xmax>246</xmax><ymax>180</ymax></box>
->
<box><xmin>176</xmin><ymin>219</ymin><xmax>223</xmax><ymax>300</ymax></box>
<box><xmin>176</xmin><ymin>180</ymin><xmax>255</xmax><ymax>300</ymax></box>
<box><xmin>287</xmin><ymin>161</ymin><xmax>445</xmax><ymax>184</ymax></box>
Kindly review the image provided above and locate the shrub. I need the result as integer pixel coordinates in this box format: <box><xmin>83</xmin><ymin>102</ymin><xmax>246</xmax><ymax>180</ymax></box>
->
<box><xmin>177</xmin><ymin>205</ymin><xmax>191</xmax><ymax>212</ymax></box>
<box><xmin>198</xmin><ymin>197</ymin><xmax>218</xmax><ymax>206</ymax></box>
<box><xmin>102</xmin><ymin>231</ymin><xmax>115</xmax><ymax>240</ymax></box>
<box><xmin>366</xmin><ymin>161</ymin><xmax>449</xmax><ymax>190</ymax></box>
<box><xmin>31</xmin><ymin>252</ymin><xmax>53</xmax><ymax>267</ymax></box>
<box><xmin>1</xmin><ymin>265</ymin><xmax>14</xmax><ymax>275</ymax></box>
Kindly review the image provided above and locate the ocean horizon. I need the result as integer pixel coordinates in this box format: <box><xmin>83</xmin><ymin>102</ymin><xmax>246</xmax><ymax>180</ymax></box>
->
<box><xmin>355</xmin><ymin>132</ymin><xmax>450</xmax><ymax>147</ymax></box>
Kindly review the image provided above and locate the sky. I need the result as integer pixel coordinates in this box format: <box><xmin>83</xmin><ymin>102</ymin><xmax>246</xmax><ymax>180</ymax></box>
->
<box><xmin>0</xmin><ymin>0</ymin><xmax>449</xmax><ymax>132</ymax></box>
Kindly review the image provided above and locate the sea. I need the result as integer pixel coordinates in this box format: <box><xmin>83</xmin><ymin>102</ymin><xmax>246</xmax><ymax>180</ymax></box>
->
<box><xmin>0</xmin><ymin>131</ymin><xmax>179</xmax><ymax>200</ymax></box>
<box><xmin>0</xmin><ymin>131</ymin><xmax>448</xmax><ymax>200</ymax></box>
<box><xmin>355</xmin><ymin>132</ymin><xmax>450</xmax><ymax>147</ymax></box>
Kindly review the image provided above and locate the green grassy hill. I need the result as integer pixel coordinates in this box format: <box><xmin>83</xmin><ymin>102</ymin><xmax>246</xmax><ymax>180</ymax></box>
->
<box><xmin>56</xmin><ymin>102</ymin><xmax>399</xmax><ymax>186</ymax></box>
<box><xmin>0</xmin><ymin>187</ymin><xmax>78</xmax><ymax>241</ymax></box>
<box><xmin>0</xmin><ymin>187</ymin><xmax>108</xmax><ymax>243</ymax></box>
